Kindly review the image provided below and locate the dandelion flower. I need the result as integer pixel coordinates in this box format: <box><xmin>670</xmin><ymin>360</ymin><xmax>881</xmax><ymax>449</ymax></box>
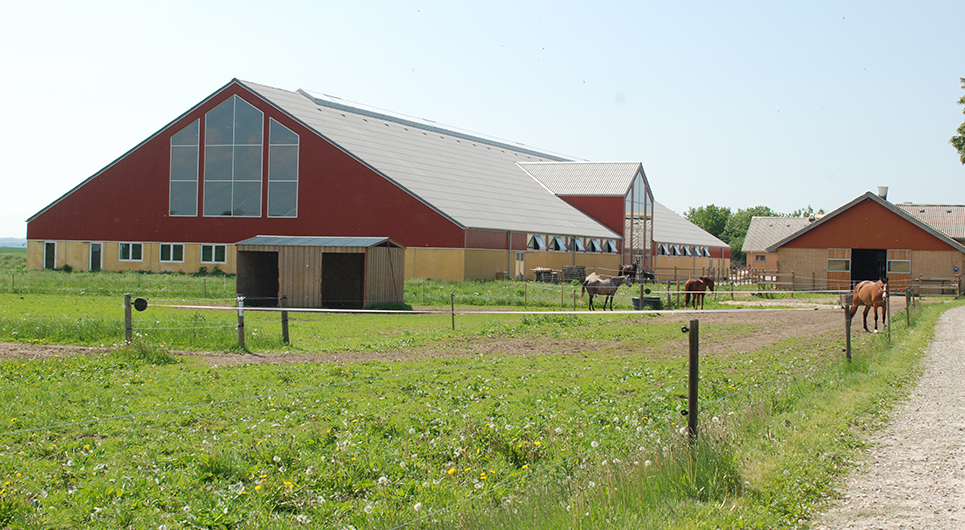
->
<box><xmin>447</xmin><ymin>468</ymin><xmax>456</xmax><ymax>475</ymax></box>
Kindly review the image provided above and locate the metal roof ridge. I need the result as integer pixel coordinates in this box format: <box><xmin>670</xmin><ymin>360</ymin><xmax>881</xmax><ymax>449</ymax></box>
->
<box><xmin>295</xmin><ymin>88</ymin><xmax>572</xmax><ymax>162</ymax></box>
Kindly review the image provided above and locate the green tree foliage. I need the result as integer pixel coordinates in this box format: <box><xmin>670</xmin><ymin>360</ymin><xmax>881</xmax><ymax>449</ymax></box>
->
<box><xmin>951</xmin><ymin>77</ymin><xmax>965</xmax><ymax>164</ymax></box>
<box><xmin>723</xmin><ymin>206</ymin><xmax>780</xmax><ymax>264</ymax></box>
<box><xmin>683</xmin><ymin>204</ymin><xmax>731</xmax><ymax>239</ymax></box>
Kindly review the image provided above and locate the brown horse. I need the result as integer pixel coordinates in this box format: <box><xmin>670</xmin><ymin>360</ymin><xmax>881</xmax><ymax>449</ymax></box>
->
<box><xmin>620</xmin><ymin>261</ymin><xmax>656</xmax><ymax>283</ymax></box>
<box><xmin>848</xmin><ymin>279</ymin><xmax>888</xmax><ymax>332</ymax></box>
<box><xmin>683</xmin><ymin>277</ymin><xmax>715</xmax><ymax>310</ymax></box>
<box><xmin>581</xmin><ymin>272</ymin><xmax>632</xmax><ymax>311</ymax></box>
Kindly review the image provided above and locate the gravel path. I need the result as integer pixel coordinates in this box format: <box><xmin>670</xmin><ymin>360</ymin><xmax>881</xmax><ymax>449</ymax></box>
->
<box><xmin>812</xmin><ymin>304</ymin><xmax>965</xmax><ymax>529</ymax></box>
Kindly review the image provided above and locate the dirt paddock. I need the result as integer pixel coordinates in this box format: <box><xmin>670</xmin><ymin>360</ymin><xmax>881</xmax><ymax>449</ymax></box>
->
<box><xmin>0</xmin><ymin>296</ymin><xmax>888</xmax><ymax>366</ymax></box>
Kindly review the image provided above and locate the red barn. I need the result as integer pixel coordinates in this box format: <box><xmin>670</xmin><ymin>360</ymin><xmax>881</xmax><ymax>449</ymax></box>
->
<box><xmin>768</xmin><ymin>191</ymin><xmax>965</xmax><ymax>292</ymax></box>
<box><xmin>27</xmin><ymin>79</ymin><xmax>653</xmax><ymax>281</ymax></box>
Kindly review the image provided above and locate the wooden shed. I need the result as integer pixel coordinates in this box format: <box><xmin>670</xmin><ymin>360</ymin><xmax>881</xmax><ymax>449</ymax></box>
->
<box><xmin>235</xmin><ymin>236</ymin><xmax>405</xmax><ymax>309</ymax></box>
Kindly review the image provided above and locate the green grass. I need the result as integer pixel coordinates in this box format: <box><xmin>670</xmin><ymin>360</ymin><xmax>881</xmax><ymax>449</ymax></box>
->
<box><xmin>0</xmin><ymin>266</ymin><xmax>957</xmax><ymax>527</ymax></box>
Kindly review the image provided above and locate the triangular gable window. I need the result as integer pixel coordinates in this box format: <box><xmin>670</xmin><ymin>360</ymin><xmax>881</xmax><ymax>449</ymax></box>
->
<box><xmin>550</xmin><ymin>237</ymin><xmax>566</xmax><ymax>251</ymax></box>
<box><xmin>529</xmin><ymin>235</ymin><xmax>547</xmax><ymax>251</ymax></box>
<box><xmin>588</xmin><ymin>239</ymin><xmax>602</xmax><ymax>252</ymax></box>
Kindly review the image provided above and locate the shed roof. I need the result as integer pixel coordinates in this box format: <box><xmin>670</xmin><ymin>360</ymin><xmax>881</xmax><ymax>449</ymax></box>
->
<box><xmin>238</xmin><ymin>80</ymin><xmax>620</xmax><ymax>240</ymax></box>
<box><xmin>741</xmin><ymin>217</ymin><xmax>814</xmax><ymax>253</ymax></box>
<box><xmin>652</xmin><ymin>201</ymin><xmax>728</xmax><ymax>248</ymax></box>
<box><xmin>237</xmin><ymin>235</ymin><xmax>404</xmax><ymax>249</ymax></box>
<box><xmin>896</xmin><ymin>204</ymin><xmax>965</xmax><ymax>241</ymax></box>
<box><xmin>517</xmin><ymin>161</ymin><xmax>643</xmax><ymax>196</ymax></box>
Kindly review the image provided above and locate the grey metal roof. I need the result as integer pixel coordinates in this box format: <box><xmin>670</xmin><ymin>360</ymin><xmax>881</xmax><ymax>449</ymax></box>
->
<box><xmin>652</xmin><ymin>201</ymin><xmax>729</xmax><ymax>248</ymax></box>
<box><xmin>766</xmin><ymin>192</ymin><xmax>965</xmax><ymax>254</ymax></box>
<box><xmin>236</xmin><ymin>235</ymin><xmax>403</xmax><ymax>248</ymax></box>
<box><xmin>896</xmin><ymin>203</ymin><xmax>965</xmax><ymax>241</ymax></box>
<box><xmin>238</xmin><ymin>80</ymin><xmax>620</xmax><ymax>240</ymax></box>
<box><xmin>518</xmin><ymin>161</ymin><xmax>643</xmax><ymax>196</ymax></box>
<box><xmin>741</xmin><ymin>217</ymin><xmax>814</xmax><ymax>253</ymax></box>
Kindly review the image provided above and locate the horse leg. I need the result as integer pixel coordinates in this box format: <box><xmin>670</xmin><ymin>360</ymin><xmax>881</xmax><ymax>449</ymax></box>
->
<box><xmin>862</xmin><ymin>305</ymin><xmax>872</xmax><ymax>332</ymax></box>
<box><xmin>588</xmin><ymin>294</ymin><xmax>594</xmax><ymax>311</ymax></box>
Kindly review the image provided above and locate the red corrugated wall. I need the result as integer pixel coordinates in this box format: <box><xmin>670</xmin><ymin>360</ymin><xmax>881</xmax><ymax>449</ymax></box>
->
<box><xmin>783</xmin><ymin>198</ymin><xmax>955</xmax><ymax>250</ymax></box>
<box><xmin>557</xmin><ymin>195</ymin><xmax>624</xmax><ymax>238</ymax></box>
<box><xmin>27</xmin><ymin>83</ymin><xmax>465</xmax><ymax>248</ymax></box>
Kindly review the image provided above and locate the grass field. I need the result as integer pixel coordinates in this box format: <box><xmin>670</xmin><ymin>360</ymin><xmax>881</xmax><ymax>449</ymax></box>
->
<box><xmin>0</xmin><ymin>258</ymin><xmax>957</xmax><ymax>528</ymax></box>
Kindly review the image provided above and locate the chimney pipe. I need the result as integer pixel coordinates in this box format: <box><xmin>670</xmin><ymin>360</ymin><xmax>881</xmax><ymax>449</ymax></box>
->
<box><xmin>877</xmin><ymin>186</ymin><xmax>888</xmax><ymax>200</ymax></box>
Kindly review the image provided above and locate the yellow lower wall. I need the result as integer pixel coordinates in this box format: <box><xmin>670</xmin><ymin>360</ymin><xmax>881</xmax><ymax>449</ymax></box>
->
<box><xmin>27</xmin><ymin>240</ymin><xmax>237</xmax><ymax>274</ymax></box>
<box><xmin>30</xmin><ymin>241</ymin><xmax>630</xmax><ymax>283</ymax></box>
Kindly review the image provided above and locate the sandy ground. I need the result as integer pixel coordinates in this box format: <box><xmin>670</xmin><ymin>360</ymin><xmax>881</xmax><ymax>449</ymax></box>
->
<box><xmin>811</xmin><ymin>304</ymin><xmax>965</xmax><ymax>529</ymax></box>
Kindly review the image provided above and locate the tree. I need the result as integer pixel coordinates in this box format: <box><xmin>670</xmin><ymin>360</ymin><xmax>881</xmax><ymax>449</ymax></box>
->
<box><xmin>683</xmin><ymin>204</ymin><xmax>731</xmax><ymax>239</ymax></box>
<box><xmin>789</xmin><ymin>205</ymin><xmax>824</xmax><ymax>218</ymax></box>
<box><xmin>723</xmin><ymin>206</ymin><xmax>781</xmax><ymax>265</ymax></box>
<box><xmin>952</xmin><ymin>77</ymin><xmax>965</xmax><ymax>164</ymax></box>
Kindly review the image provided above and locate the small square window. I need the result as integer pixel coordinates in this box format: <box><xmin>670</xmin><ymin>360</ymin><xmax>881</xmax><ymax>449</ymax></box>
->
<box><xmin>160</xmin><ymin>244</ymin><xmax>185</xmax><ymax>262</ymax></box>
<box><xmin>201</xmin><ymin>244</ymin><xmax>227</xmax><ymax>264</ymax></box>
<box><xmin>119</xmin><ymin>243</ymin><xmax>143</xmax><ymax>262</ymax></box>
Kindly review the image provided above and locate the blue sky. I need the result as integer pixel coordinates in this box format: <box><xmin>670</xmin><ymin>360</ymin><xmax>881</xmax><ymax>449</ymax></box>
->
<box><xmin>1</xmin><ymin>0</ymin><xmax>963</xmax><ymax>238</ymax></box>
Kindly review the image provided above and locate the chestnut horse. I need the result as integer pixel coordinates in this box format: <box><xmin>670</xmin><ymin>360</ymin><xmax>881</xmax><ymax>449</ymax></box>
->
<box><xmin>581</xmin><ymin>272</ymin><xmax>632</xmax><ymax>311</ymax></box>
<box><xmin>683</xmin><ymin>277</ymin><xmax>715</xmax><ymax>310</ymax></box>
<box><xmin>848</xmin><ymin>279</ymin><xmax>888</xmax><ymax>332</ymax></box>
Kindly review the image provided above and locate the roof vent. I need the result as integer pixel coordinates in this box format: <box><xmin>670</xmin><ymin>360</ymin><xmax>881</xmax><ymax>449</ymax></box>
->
<box><xmin>877</xmin><ymin>186</ymin><xmax>888</xmax><ymax>200</ymax></box>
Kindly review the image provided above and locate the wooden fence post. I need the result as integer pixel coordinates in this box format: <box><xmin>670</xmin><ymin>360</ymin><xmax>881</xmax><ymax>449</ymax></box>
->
<box><xmin>843</xmin><ymin>294</ymin><xmax>852</xmax><ymax>362</ymax></box>
<box><xmin>124</xmin><ymin>293</ymin><xmax>133</xmax><ymax>343</ymax></box>
<box><xmin>280</xmin><ymin>295</ymin><xmax>290</xmax><ymax>344</ymax></box>
<box><xmin>451</xmin><ymin>293</ymin><xmax>455</xmax><ymax>330</ymax></box>
<box><xmin>237</xmin><ymin>296</ymin><xmax>245</xmax><ymax>349</ymax></box>
<box><xmin>688</xmin><ymin>319</ymin><xmax>699</xmax><ymax>442</ymax></box>
<box><xmin>905</xmin><ymin>288</ymin><xmax>911</xmax><ymax>327</ymax></box>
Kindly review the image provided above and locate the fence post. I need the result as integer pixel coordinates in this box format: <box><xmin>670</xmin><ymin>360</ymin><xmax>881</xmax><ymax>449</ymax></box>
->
<box><xmin>886</xmin><ymin>294</ymin><xmax>891</xmax><ymax>342</ymax></box>
<box><xmin>124</xmin><ymin>293</ymin><xmax>133</xmax><ymax>343</ymax></box>
<box><xmin>451</xmin><ymin>293</ymin><xmax>455</xmax><ymax>330</ymax></box>
<box><xmin>524</xmin><ymin>283</ymin><xmax>528</xmax><ymax>309</ymax></box>
<box><xmin>666</xmin><ymin>280</ymin><xmax>671</xmax><ymax>309</ymax></box>
<box><xmin>687</xmin><ymin>319</ymin><xmax>699</xmax><ymax>442</ymax></box>
<box><xmin>237</xmin><ymin>296</ymin><xmax>246</xmax><ymax>350</ymax></box>
<box><xmin>843</xmin><ymin>294</ymin><xmax>852</xmax><ymax>362</ymax></box>
<box><xmin>905</xmin><ymin>288</ymin><xmax>911</xmax><ymax>327</ymax></box>
<box><xmin>280</xmin><ymin>295</ymin><xmax>290</xmax><ymax>344</ymax></box>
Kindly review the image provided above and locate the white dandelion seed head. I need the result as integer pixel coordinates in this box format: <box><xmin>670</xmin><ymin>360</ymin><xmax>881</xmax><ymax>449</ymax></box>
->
<box><xmin>590</xmin><ymin>441</ymin><xmax>599</xmax><ymax>448</ymax></box>
<box><xmin>644</xmin><ymin>460</ymin><xmax>652</xmax><ymax>467</ymax></box>
<box><xmin>413</xmin><ymin>502</ymin><xmax>422</xmax><ymax>511</ymax></box>
<box><xmin>364</xmin><ymin>504</ymin><xmax>374</xmax><ymax>514</ymax></box>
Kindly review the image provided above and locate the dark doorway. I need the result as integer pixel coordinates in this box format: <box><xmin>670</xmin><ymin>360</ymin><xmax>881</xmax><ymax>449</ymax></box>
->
<box><xmin>236</xmin><ymin>251</ymin><xmax>280</xmax><ymax>307</ymax></box>
<box><xmin>322</xmin><ymin>253</ymin><xmax>364</xmax><ymax>309</ymax></box>
<box><xmin>89</xmin><ymin>243</ymin><xmax>102</xmax><ymax>272</ymax></box>
<box><xmin>850</xmin><ymin>248</ymin><xmax>886</xmax><ymax>286</ymax></box>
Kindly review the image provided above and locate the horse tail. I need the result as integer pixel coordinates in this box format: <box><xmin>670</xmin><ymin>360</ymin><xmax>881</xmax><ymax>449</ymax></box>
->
<box><xmin>684</xmin><ymin>291</ymin><xmax>691</xmax><ymax>306</ymax></box>
<box><xmin>580</xmin><ymin>281</ymin><xmax>587</xmax><ymax>301</ymax></box>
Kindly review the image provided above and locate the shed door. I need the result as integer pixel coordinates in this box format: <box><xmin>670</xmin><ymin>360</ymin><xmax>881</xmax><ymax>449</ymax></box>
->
<box><xmin>237</xmin><ymin>251</ymin><xmax>280</xmax><ymax>307</ymax></box>
<box><xmin>322</xmin><ymin>253</ymin><xmax>364</xmax><ymax>309</ymax></box>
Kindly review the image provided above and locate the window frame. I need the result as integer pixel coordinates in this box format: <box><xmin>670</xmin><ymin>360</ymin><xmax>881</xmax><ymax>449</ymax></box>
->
<box><xmin>119</xmin><ymin>242</ymin><xmax>143</xmax><ymax>262</ymax></box>
<box><xmin>267</xmin><ymin>118</ymin><xmax>299</xmax><ymax>218</ymax></box>
<box><xmin>201</xmin><ymin>244</ymin><xmax>227</xmax><ymax>264</ymax></box>
<box><xmin>160</xmin><ymin>243</ymin><xmax>185</xmax><ymax>263</ymax></box>
<box><xmin>203</xmin><ymin>95</ymin><xmax>264</xmax><ymax>218</ymax></box>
